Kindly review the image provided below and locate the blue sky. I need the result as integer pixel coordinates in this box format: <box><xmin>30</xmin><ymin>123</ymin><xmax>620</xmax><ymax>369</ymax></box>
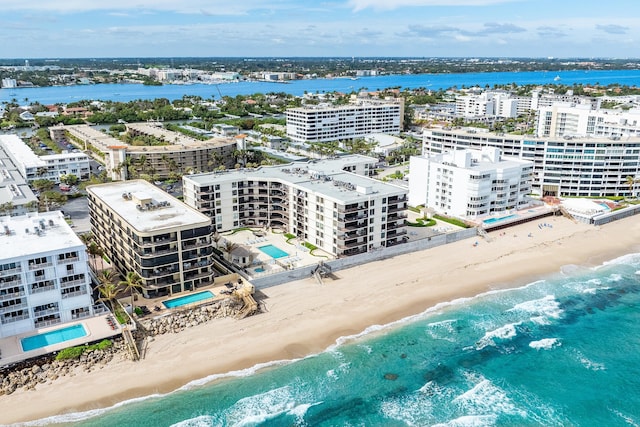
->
<box><xmin>1</xmin><ymin>0</ymin><xmax>639</xmax><ymax>58</ymax></box>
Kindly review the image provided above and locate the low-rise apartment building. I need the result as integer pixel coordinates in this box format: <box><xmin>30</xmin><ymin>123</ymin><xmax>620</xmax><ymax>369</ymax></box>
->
<box><xmin>0</xmin><ymin>134</ymin><xmax>90</xmax><ymax>183</ymax></box>
<box><xmin>183</xmin><ymin>155</ymin><xmax>408</xmax><ymax>257</ymax></box>
<box><xmin>409</xmin><ymin>147</ymin><xmax>534</xmax><ymax>218</ymax></box>
<box><xmin>59</xmin><ymin>124</ymin><xmax>238</xmax><ymax>181</ymax></box>
<box><xmin>0</xmin><ymin>211</ymin><xmax>96</xmax><ymax>338</ymax></box>
<box><xmin>86</xmin><ymin>180</ymin><xmax>214</xmax><ymax>298</ymax></box>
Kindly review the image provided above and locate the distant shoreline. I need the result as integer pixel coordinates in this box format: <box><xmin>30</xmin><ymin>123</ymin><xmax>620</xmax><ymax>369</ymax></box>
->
<box><xmin>3</xmin><ymin>69</ymin><xmax>640</xmax><ymax>105</ymax></box>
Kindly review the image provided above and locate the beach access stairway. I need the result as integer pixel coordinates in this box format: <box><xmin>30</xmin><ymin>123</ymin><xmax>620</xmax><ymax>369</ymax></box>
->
<box><xmin>121</xmin><ymin>327</ymin><xmax>140</xmax><ymax>361</ymax></box>
<box><xmin>558</xmin><ymin>205</ymin><xmax>577</xmax><ymax>223</ymax></box>
<box><xmin>233</xmin><ymin>284</ymin><xmax>258</xmax><ymax>319</ymax></box>
<box><xmin>311</xmin><ymin>261</ymin><xmax>333</xmax><ymax>286</ymax></box>
<box><xmin>476</xmin><ymin>227</ymin><xmax>492</xmax><ymax>242</ymax></box>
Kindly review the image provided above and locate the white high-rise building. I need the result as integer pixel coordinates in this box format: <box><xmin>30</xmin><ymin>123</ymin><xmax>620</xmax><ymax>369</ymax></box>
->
<box><xmin>0</xmin><ymin>211</ymin><xmax>96</xmax><ymax>339</ymax></box>
<box><xmin>422</xmin><ymin>127</ymin><xmax>640</xmax><ymax>197</ymax></box>
<box><xmin>536</xmin><ymin>104</ymin><xmax>640</xmax><ymax>138</ymax></box>
<box><xmin>286</xmin><ymin>99</ymin><xmax>403</xmax><ymax>142</ymax></box>
<box><xmin>408</xmin><ymin>147</ymin><xmax>534</xmax><ymax>218</ymax></box>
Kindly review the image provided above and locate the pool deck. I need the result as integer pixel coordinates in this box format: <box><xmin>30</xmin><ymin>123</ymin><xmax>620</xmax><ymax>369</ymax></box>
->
<box><xmin>221</xmin><ymin>229</ymin><xmax>334</xmax><ymax>279</ymax></box>
<box><xmin>124</xmin><ymin>279</ymin><xmax>240</xmax><ymax>319</ymax></box>
<box><xmin>0</xmin><ymin>313</ymin><xmax>123</xmax><ymax>368</ymax></box>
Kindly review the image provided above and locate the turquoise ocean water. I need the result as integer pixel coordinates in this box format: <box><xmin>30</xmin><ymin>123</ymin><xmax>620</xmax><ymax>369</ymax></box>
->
<box><xmin>22</xmin><ymin>253</ymin><xmax>640</xmax><ymax>426</ymax></box>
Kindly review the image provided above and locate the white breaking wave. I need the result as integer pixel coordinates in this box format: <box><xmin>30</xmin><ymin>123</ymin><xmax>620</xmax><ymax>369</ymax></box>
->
<box><xmin>612</xmin><ymin>409</ymin><xmax>640</xmax><ymax>427</ymax></box>
<box><xmin>380</xmin><ymin>391</ymin><xmax>435</xmax><ymax>426</ymax></box>
<box><xmin>475</xmin><ymin>322</ymin><xmax>520</xmax><ymax>350</ymax></box>
<box><xmin>529</xmin><ymin>338</ymin><xmax>561</xmax><ymax>350</ymax></box>
<box><xmin>426</xmin><ymin>319</ymin><xmax>458</xmax><ymax>342</ymax></box>
<box><xmin>599</xmin><ymin>252</ymin><xmax>640</xmax><ymax>268</ymax></box>
<box><xmin>508</xmin><ymin>295</ymin><xmax>563</xmax><ymax>321</ymax></box>
<box><xmin>224</xmin><ymin>385</ymin><xmax>312</xmax><ymax>426</ymax></box>
<box><xmin>607</xmin><ymin>273</ymin><xmax>623</xmax><ymax>282</ymax></box>
<box><xmin>431</xmin><ymin>415</ymin><xmax>498</xmax><ymax>427</ymax></box>
<box><xmin>11</xmin><ymin>393</ymin><xmax>165</xmax><ymax>426</ymax></box>
<box><xmin>574</xmin><ymin>351</ymin><xmax>606</xmax><ymax>371</ymax></box>
<box><xmin>453</xmin><ymin>377</ymin><xmax>527</xmax><ymax>418</ymax></box>
<box><xmin>171</xmin><ymin>415</ymin><xmax>220</xmax><ymax>427</ymax></box>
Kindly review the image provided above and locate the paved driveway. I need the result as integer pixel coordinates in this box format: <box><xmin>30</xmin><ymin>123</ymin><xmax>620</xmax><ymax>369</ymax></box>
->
<box><xmin>61</xmin><ymin>196</ymin><xmax>90</xmax><ymax>234</ymax></box>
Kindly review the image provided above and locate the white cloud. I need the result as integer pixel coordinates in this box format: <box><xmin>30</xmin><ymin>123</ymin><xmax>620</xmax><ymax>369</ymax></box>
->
<box><xmin>349</xmin><ymin>0</ymin><xmax>519</xmax><ymax>12</ymax></box>
<box><xmin>0</xmin><ymin>0</ymin><xmax>284</xmax><ymax>14</ymax></box>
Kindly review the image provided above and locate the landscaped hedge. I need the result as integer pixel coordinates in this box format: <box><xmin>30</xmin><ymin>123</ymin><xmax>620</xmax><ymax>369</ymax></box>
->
<box><xmin>406</xmin><ymin>217</ymin><xmax>436</xmax><ymax>227</ymax></box>
<box><xmin>433</xmin><ymin>214</ymin><xmax>470</xmax><ymax>228</ymax></box>
<box><xmin>55</xmin><ymin>339</ymin><xmax>113</xmax><ymax>360</ymax></box>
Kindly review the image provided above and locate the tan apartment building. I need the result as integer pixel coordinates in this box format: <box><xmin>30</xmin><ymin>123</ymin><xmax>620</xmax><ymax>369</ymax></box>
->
<box><xmin>55</xmin><ymin>124</ymin><xmax>239</xmax><ymax>181</ymax></box>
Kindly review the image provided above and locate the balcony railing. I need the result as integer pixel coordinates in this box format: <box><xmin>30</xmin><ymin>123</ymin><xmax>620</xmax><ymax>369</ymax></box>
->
<box><xmin>0</xmin><ymin>290</ymin><xmax>25</xmax><ymax>302</ymax></box>
<box><xmin>29</xmin><ymin>262</ymin><xmax>53</xmax><ymax>270</ymax></box>
<box><xmin>1</xmin><ymin>313</ymin><xmax>30</xmax><ymax>324</ymax></box>
<box><xmin>0</xmin><ymin>278</ymin><xmax>22</xmax><ymax>288</ymax></box>
<box><xmin>33</xmin><ymin>308</ymin><xmax>60</xmax><ymax>317</ymax></box>
<box><xmin>57</xmin><ymin>256</ymin><xmax>80</xmax><ymax>264</ymax></box>
<box><xmin>136</xmin><ymin>247</ymin><xmax>178</xmax><ymax>257</ymax></box>
<box><xmin>62</xmin><ymin>289</ymin><xmax>89</xmax><ymax>299</ymax></box>
<box><xmin>30</xmin><ymin>284</ymin><xmax>57</xmax><ymax>295</ymax></box>
<box><xmin>34</xmin><ymin>318</ymin><xmax>62</xmax><ymax>329</ymax></box>
<box><xmin>0</xmin><ymin>266</ymin><xmax>22</xmax><ymax>275</ymax></box>
<box><xmin>60</xmin><ymin>278</ymin><xmax>86</xmax><ymax>288</ymax></box>
<box><xmin>0</xmin><ymin>302</ymin><xmax>28</xmax><ymax>311</ymax></box>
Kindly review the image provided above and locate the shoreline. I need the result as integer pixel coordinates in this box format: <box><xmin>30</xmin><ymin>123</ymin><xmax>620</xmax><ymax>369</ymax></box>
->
<box><xmin>4</xmin><ymin>215</ymin><xmax>640</xmax><ymax>425</ymax></box>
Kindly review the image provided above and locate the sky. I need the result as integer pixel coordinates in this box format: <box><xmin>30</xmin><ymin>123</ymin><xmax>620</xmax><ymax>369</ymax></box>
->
<box><xmin>1</xmin><ymin>0</ymin><xmax>639</xmax><ymax>59</ymax></box>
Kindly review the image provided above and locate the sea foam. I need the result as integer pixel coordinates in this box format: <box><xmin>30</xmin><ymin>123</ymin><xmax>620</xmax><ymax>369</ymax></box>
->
<box><xmin>529</xmin><ymin>338</ymin><xmax>560</xmax><ymax>350</ymax></box>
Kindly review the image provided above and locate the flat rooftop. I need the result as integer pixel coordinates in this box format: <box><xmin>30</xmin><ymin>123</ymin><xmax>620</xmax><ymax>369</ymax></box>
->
<box><xmin>0</xmin><ymin>211</ymin><xmax>83</xmax><ymax>260</ymax></box>
<box><xmin>0</xmin><ymin>134</ymin><xmax>45</xmax><ymax>168</ymax></box>
<box><xmin>88</xmin><ymin>180</ymin><xmax>211</xmax><ymax>233</ymax></box>
<box><xmin>185</xmin><ymin>155</ymin><xmax>405</xmax><ymax>202</ymax></box>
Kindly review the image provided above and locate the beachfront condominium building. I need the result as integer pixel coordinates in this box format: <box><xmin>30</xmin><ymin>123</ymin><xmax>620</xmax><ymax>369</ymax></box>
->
<box><xmin>0</xmin><ymin>211</ymin><xmax>97</xmax><ymax>339</ymax></box>
<box><xmin>0</xmin><ymin>142</ymin><xmax>38</xmax><ymax>216</ymax></box>
<box><xmin>0</xmin><ymin>135</ymin><xmax>90</xmax><ymax>184</ymax></box>
<box><xmin>536</xmin><ymin>104</ymin><xmax>640</xmax><ymax>138</ymax></box>
<box><xmin>423</xmin><ymin>127</ymin><xmax>640</xmax><ymax>197</ymax></box>
<box><xmin>58</xmin><ymin>124</ymin><xmax>238</xmax><ymax>181</ymax></box>
<box><xmin>286</xmin><ymin>98</ymin><xmax>404</xmax><ymax>143</ymax></box>
<box><xmin>183</xmin><ymin>155</ymin><xmax>408</xmax><ymax>257</ymax></box>
<box><xmin>87</xmin><ymin>180</ymin><xmax>214</xmax><ymax>298</ymax></box>
<box><xmin>408</xmin><ymin>147</ymin><xmax>534</xmax><ymax>219</ymax></box>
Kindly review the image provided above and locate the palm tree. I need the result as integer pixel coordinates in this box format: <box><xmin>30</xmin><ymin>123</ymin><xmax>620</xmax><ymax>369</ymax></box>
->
<box><xmin>212</xmin><ymin>230</ymin><xmax>222</xmax><ymax>249</ymax></box>
<box><xmin>221</xmin><ymin>239</ymin><xmax>239</xmax><ymax>262</ymax></box>
<box><xmin>625</xmin><ymin>175</ymin><xmax>639</xmax><ymax>198</ymax></box>
<box><xmin>118</xmin><ymin>271</ymin><xmax>143</xmax><ymax>310</ymax></box>
<box><xmin>97</xmin><ymin>270</ymin><xmax>121</xmax><ymax>310</ymax></box>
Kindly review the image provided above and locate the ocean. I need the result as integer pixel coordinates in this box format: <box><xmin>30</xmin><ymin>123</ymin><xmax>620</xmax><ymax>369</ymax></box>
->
<box><xmin>24</xmin><ymin>253</ymin><xmax>640</xmax><ymax>426</ymax></box>
<box><xmin>3</xmin><ymin>69</ymin><xmax>640</xmax><ymax>105</ymax></box>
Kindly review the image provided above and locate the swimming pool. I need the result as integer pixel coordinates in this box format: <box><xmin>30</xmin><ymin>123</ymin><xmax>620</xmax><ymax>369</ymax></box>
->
<box><xmin>21</xmin><ymin>324</ymin><xmax>87</xmax><ymax>352</ymax></box>
<box><xmin>483</xmin><ymin>214</ymin><xmax>518</xmax><ymax>224</ymax></box>
<box><xmin>254</xmin><ymin>267</ymin><xmax>265</xmax><ymax>273</ymax></box>
<box><xmin>258</xmin><ymin>244</ymin><xmax>289</xmax><ymax>259</ymax></box>
<box><xmin>163</xmin><ymin>290</ymin><xmax>215</xmax><ymax>309</ymax></box>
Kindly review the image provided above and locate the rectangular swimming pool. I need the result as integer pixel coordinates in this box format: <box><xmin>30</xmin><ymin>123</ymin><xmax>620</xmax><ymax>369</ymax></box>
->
<box><xmin>258</xmin><ymin>244</ymin><xmax>289</xmax><ymax>259</ymax></box>
<box><xmin>483</xmin><ymin>214</ymin><xmax>518</xmax><ymax>224</ymax></box>
<box><xmin>163</xmin><ymin>290</ymin><xmax>215</xmax><ymax>309</ymax></box>
<box><xmin>21</xmin><ymin>324</ymin><xmax>87</xmax><ymax>352</ymax></box>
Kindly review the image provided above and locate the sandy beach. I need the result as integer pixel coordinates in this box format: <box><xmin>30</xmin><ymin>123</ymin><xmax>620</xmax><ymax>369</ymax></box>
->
<box><xmin>3</xmin><ymin>215</ymin><xmax>640</xmax><ymax>425</ymax></box>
